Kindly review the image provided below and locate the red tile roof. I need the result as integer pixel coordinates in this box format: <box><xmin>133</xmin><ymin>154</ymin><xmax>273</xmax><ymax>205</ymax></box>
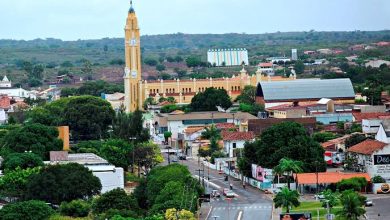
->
<box><xmin>258</xmin><ymin>62</ymin><xmax>273</xmax><ymax>68</ymax></box>
<box><xmin>353</xmin><ymin>112</ymin><xmax>390</xmax><ymax>122</ymax></box>
<box><xmin>296</xmin><ymin>172</ymin><xmax>370</xmax><ymax>184</ymax></box>
<box><xmin>221</xmin><ymin>131</ymin><xmax>255</xmax><ymax>141</ymax></box>
<box><xmin>348</xmin><ymin>139</ymin><xmax>387</xmax><ymax>155</ymax></box>
<box><xmin>215</xmin><ymin>123</ymin><xmax>235</xmax><ymax>130</ymax></box>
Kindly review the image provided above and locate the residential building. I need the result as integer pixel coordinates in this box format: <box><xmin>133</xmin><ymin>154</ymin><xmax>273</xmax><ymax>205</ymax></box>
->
<box><xmin>207</xmin><ymin>48</ymin><xmax>249</xmax><ymax>66</ymax></box>
<box><xmin>266</xmin><ymin>57</ymin><xmax>291</xmax><ymax>63</ymax></box>
<box><xmin>291</xmin><ymin>49</ymin><xmax>298</xmax><ymax>61</ymax></box>
<box><xmin>317</xmin><ymin>49</ymin><xmax>332</xmax><ymax>54</ymax></box>
<box><xmin>257</xmin><ymin>62</ymin><xmax>275</xmax><ymax>76</ymax></box>
<box><xmin>48</xmin><ymin>152</ymin><xmax>124</xmax><ymax>193</ymax></box>
<box><xmin>221</xmin><ymin>131</ymin><xmax>255</xmax><ymax>157</ymax></box>
<box><xmin>303</xmin><ymin>50</ymin><xmax>316</xmax><ymax>55</ymax></box>
<box><xmin>266</xmin><ymin>105</ymin><xmax>307</xmax><ymax>119</ymax></box>
<box><xmin>103</xmin><ymin>92</ymin><xmax>125</xmax><ymax>111</ymax></box>
<box><xmin>256</xmin><ymin>79</ymin><xmax>355</xmax><ymax>108</ymax></box>
<box><xmin>321</xmin><ymin>134</ymin><xmax>356</xmax><ymax>152</ymax></box>
<box><xmin>353</xmin><ymin>112</ymin><xmax>390</xmax><ymax>123</ymax></box>
<box><xmin>348</xmin><ymin>139</ymin><xmax>390</xmax><ymax>180</ymax></box>
<box><xmin>376</xmin><ymin>41</ymin><xmax>390</xmax><ymax>47</ymax></box>
<box><xmin>365</xmin><ymin>60</ymin><xmax>390</xmax><ymax>68</ymax></box>
<box><xmin>248</xmin><ymin>117</ymin><xmax>316</xmax><ymax>136</ymax></box>
<box><xmin>0</xmin><ymin>87</ymin><xmax>36</xmax><ymax>100</ymax></box>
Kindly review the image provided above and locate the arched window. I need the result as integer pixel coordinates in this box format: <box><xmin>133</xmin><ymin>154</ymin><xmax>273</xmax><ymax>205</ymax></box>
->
<box><xmin>157</xmin><ymin>89</ymin><xmax>159</xmax><ymax>93</ymax></box>
<box><xmin>231</xmin><ymin>86</ymin><xmax>234</xmax><ymax>91</ymax></box>
<box><xmin>189</xmin><ymin>88</ymin><xmax>191</xmax><ymax>93</ymax></box>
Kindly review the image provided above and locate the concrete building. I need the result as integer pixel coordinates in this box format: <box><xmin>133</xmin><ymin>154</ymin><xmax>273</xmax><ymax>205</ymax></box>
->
<box><xmin>48</xmin><ymin>152</ymin><xmax>124</xmax><ymax>193</ymax></box>
<box><xmin>376</xmin><ymin>120</ymin><xmax>390</xmax><ymax>144</ymax></box>
<box><xmin>207</xmin><ymin>48</ymin><xmax>249</xmax><ymax>66</ymax></box>
<box><xmin>291</xmin><ymin>49</ymin><xmax>298</xmax><ymax>61</ymax></box>
<box><xmin>103</xmin><ymin>92</ymin><xmax>125</xmax><ymax>111</ymax></box>
<box><xmin>266</xmin><ymin>57</ymin><xmax>291</xmax><ymax>63</ymax></box>
<box><xmin>0</xmin><ymin>87</ymin><xmax>36</xmax><ymax>100</ymax></box>
<box><xmin>221</xmin><ymin>131</ymin><xmax>255</xmax><ymax>157</ymax></box>
<box><xmin>365</xmin><ymin>60</ymin><xmax>390</xmax><ymax>68</ymax></box>
<box><xmin>348</xmin><ymin>139</ymin><xmax>390</xmax><ymax>180</ymax></box>
<box><xmin>248</xmin><ymin>118</ymin><xmax>316</xmax><ymax>136</ymax></box>
<box><xmin>0</xmin><ymin>76</ymin><xmax>11</xmax><ymax>88</ymax></box>
<box><xmin>257</xmin><ymin>63</ymin><xmax>275</xmax><ymax>76</ymax></box>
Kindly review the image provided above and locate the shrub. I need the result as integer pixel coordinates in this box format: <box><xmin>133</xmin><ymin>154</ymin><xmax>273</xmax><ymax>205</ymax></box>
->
<box><xmin>371</xmin><ymin>175</ymin><xmax>386</xmax><ymax>183</ymax></box>
<box><xmin>59</xmin><ymin>199</ymin><xmax>91</xmax><ymax>217</ymax></box>
<box><xmin>337</xmin><ymin>177</ymin><xmax>367</xmax><ymax>192</ymax></box>
<box><xmin>0</xmin><ymin>200</ymin><xmax>54</xmax><ymax>220</ymax></box>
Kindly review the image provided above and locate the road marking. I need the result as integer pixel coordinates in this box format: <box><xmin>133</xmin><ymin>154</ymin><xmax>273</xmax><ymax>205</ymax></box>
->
<box><xmin>205</xmin><ymin>205</ymin><xmax>213</xmax><ymax>220</ymax></box>
<box><xmin>237</xmin><ymin>211</ymin><xmax>243</xmax><ymax>220</ymax></box>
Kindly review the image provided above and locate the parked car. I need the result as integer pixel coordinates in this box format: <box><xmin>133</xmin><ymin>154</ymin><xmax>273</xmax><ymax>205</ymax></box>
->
<box><xmin>314</xmin><ymin>194</ymin><xmax>325</xmax><ymax>200</ymax></box>
<box><xmin>178</xmin><ymin>154</ymin><xmax>186</xmax><ymax>160</ymax></box>
<box><xmin>225</xmin><ymin>190</ymin><xmax>235</xmax><ymax>198</ymax></box>
<box><xmin>365</xmin><ymin>199</ymin><xmax>373</xmax><ymax>207</ymax></box>
<box><xmin>171</xmin><ymin>157</ymin><xmax>178</xmax><ymax>162</ymax></box>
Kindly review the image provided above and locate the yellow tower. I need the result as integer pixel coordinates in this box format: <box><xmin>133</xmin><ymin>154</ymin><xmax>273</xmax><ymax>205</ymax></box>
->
<box><xmin>124</xmin><ymin>1</ymin><xmax>142</xmax><ymax>112</ymax></box>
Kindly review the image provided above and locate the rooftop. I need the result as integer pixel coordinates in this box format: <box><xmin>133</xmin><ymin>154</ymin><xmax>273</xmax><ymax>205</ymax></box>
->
<box><xmin>166</xmin><ymin>111</ymin><xmax>258</xmax><ymax>121</ymax></box>
<box><xmin>257</xmin><ymin>79</ymin><xmax>355</xmax><ymax>101</ymax></box>
<box><xmin>296</xmin><ymin>172</ymin><xmax>370</xmax><ymax>184</ymax></box>
<box><xmin>353</xmin><ymin>112</ymin><xmax>390</xmax><ymax>122</ymax></box>
<box><xmin>221</xmin><ymin>131</ymin><xmax>255</xmax><ymax>141</ymax></box>
<box><xmin>348</xmin><ymin>139</ymin><xmax>388</xmax><ymax>155</ymax></box>
<box><xmin>184</xmin><ymin>126</ymin><xmax>205</xmax><ymax>135</ymax></box>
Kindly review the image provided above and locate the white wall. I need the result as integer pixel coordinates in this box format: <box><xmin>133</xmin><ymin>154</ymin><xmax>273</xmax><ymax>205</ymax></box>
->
<box><xmin>376</xmin><ymin>124</ymin><xmax>390</xmax><ymax>143</ymax></box>
<box><xmin>361</xmin><ymin>146</ymin><xmax>390</xmax><ymax>180</ymax></box>
<box><xmin>224</xmin><ymin>140</ymin><xmax>246</xmax><ymax>157</ymax></box>
<box><xmin>93</xmin><ymin>167</ymin><xmax>124</xmax><ymax>193</ymax></box>
<box><xmin>362</xmin><ymin>119</ymin><xmax>382</xmax><ymax>134</ymax></box>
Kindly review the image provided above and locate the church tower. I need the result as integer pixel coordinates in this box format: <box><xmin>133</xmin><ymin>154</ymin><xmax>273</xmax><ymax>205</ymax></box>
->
<box><xmin>124</xmin><ymin>1</ymin><xmax>142</xmax><ymax>112</ymax></box>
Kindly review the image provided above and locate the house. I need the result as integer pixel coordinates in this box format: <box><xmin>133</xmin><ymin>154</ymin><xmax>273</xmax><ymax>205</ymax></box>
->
<box><xmin>296</xmin><ymin>172</ymin><xmax>370</xmax><ymax>194</ymax></box>
<box><xmin>256</xmin><ymin>78</ymin><xmax>355</xmax><ymax>108</ymax></box>
<box><xmin>304</xmin><ymin>50</ymin><xmax>316</xmax><ymax>55</ymax></box>
<box><xmin>348</xmin><ymin>139</ymin><xmax>390</xmax><ymax>180</ymax></box>
<box><xmin>317</xmin><ymin>49</ymin><xmax>332</xmax><ymax>54</ymax></box>
<box><xmin>48</xmin><ymin>152</ymin><xmax>124</xmax><ymax>193</ymax></box>
<box><xmin>353</xmin><ymin>112</ymin><xmax>390</xmax><ymax>123</ymax></box>
<box><xmin>0</xmin><ymin>87</ymin><xmax>36</xmax><ymax>100</ymax></box>
<box><xmin>221</xmin><ymin>131</ymin><xmax>255</xmax><ymax>157</ymax></box>
<box><xmin>365</xmin><ymin>60</ymin><xmax>390</xmax><ymax>68</ymax></box>
<box><xmin>0</xmin><ymin>76</ymin><xmax>11</xmax><ymax>88</ymax></box>
<box><xmin>258</xmin><ymin>62</ymin><xmax>275</xmax><ymax>76</ymax></box>
<box><xmin>266</xmin><ymin>105</ymin><xmax>307</xmax><ymax>119</ymax></box>
<box><xmin>248</xmin><ymin>117</ymin><xmax>316</xmax><ymax>136</ymax></box>
<box><xmin>321</xmin><ymin>134</ymin><xmax>356</xmax><ymax>152</ymax></box>
<box><xmin>375</xmin><ymin>41</ymin><xmax>390</xmax><ymax>47</ymax></box>
<box><xmin>103</xmin><ymin>92</ymin><xmax>125</xmax><ymax>111</ymax></box>
<box><xmin>376</xmin><ymin>120</ymin><xmax>390</xmax><ymax>143</ymax></box>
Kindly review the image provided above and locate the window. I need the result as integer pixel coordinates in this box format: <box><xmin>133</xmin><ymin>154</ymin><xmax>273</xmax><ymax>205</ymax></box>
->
<box><xmin>189</xmin><ymin>88</ymin><xmax>191</xmax><ymax>92</ymax></box>
<box><xmin>233</xmin><ymin>143</ymin><xmax>237</xmax><ymax>148</ymax></box>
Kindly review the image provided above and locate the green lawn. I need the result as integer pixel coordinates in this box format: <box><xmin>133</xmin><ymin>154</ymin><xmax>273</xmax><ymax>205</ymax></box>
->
<box><xmin>283</xmin><ymin>201</ymin><xmax>343</xmax><ymax>220</ymax></box>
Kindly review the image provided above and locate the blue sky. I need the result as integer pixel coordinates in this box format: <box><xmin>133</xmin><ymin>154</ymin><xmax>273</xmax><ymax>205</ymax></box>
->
<box><xmin>1</xmin><ymin>0</ymin><xmax>389</xmax><ymax>40</ymax></box>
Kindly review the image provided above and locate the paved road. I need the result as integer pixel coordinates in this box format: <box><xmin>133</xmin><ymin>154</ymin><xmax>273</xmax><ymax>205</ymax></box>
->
<box><xmin>163</xmin><ymin>153</ymin><xmax>272</xmax><ymax>220</ymax></box>
<box><xmin>365</xmin><ymin>195</ymin><xmax>390</xmax><ymax>220</ymax></box>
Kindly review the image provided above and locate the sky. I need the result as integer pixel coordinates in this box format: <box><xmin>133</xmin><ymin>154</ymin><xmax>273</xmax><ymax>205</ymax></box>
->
<box><xmin>0</xmin><ymin>0</ymin><xmax>390</xmax><ymax>41</ymax></box>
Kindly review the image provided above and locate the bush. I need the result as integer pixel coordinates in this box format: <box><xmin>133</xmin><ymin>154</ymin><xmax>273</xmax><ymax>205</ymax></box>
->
<box><xmin>59</xmin><ymin>199</ymin><xmax>91</xmax><ymax>217</ymax></box>
<box><xmin>2</xmin><ymin>152</ymin><xmax>44</xmax><ymax>171</ymax></box>
<box><xmin>92</xmin><ymin>188</ymin><xmax>139</xmax><ymax>216</ymax></box>
<box><xmin>0</xmin><ymin>200</ymin><xmax>54</xmax><ymax>220</ymax></box>
<box><xmin>337</xmin><ymin>177</ymin><xmax>367</xmax><ymax>192</ymax></box>
<box><xmin>371</xmin><ymin>175</ymin><xmax>386</xmax><ymax>183</ymax></box>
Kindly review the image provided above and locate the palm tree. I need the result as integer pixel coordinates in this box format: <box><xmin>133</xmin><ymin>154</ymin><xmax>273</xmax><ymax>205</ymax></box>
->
<box><xmin>337</xmin><ymin>190</ymin><xmax>366</xmax><ymax>220</ymax></box>
<box><xmin>273</xmin><ymin>187</ymin><xmax>300</xmax><ymax>213</ymax></box>
<box><xmin>273</xmin><ymin>158</ymin><xmax>303</xmax><ymax>190</ymax></box>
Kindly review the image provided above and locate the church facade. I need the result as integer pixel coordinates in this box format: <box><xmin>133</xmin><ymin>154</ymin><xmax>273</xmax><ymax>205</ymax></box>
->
<box><xmin>123</xmin><ymin>3</ymin><xmax>295</xmax><ymax>112</ymax></box>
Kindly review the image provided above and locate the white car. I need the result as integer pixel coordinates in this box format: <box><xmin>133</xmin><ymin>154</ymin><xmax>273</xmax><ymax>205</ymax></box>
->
<box><xmin>314</xmin><ymin>194</ymin><xmax>325</xmax><ymax>200</ymax></box>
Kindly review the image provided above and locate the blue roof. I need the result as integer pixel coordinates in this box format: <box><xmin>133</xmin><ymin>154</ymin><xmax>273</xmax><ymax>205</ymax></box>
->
<box><xmin>257</xmin><ymin>79</ymin><xmax>355</xmax><ymax>101</ymax></box>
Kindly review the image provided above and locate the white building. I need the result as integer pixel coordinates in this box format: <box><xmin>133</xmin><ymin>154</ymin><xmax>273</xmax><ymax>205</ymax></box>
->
<box><xmin>48</xmin><ymin>152</ymin><xmax>124</xmax><ymax>193</ymax></box>
<box><xmin>365</xmin><ymin>60</ymin><xmax>390</xmax><ymax>68</ymax></box>
<box><xmin>222</xmin><ymin>131</ymin><xmax>255</xmax><ymax>157</ymax></box>
<box><xmin>376</xmin><ymin>120</ymin><xmax>390</xmax><ymax>144</ymax></box>
<box><xmin>0</xmin><ymin>76</ymin><xmax>11</xmax><ymax>88</ymax></box>
<box><xmin>207</xmin><ymin>48</ymin><xmax>249</xmax><ymax>67</ymax></box>
<box><xmin>348</xmin><ymin>139</ymin><xmax>390</xmax><ymax>180</ymax></box>
<box><xmin>258</xmin><ymin>63</ymin><xmax>275</xmax><ymax>76</ymax></box>
<box><xmin>0</xmin><ymin>88</ymin><xmax>36</xmax><ymax>100</ymax></box>
<box><xmin>291</xmin><ymin>49</ymin><xmax>298</xmax><ymax>61</ymax></box>
<box><xmin>266</xmin><ymin>57</ymin><xmax>291</xmax><ymax>63</ymax></box>
<box><xmin>362</xmin><ymin>119</ymin><xmax>383</xmax><ymax>134</ymax></box>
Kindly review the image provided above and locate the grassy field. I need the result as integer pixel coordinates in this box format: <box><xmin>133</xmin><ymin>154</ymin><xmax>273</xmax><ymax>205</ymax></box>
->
<box><xmin>283</xmin><ymin>201</ymin><xmax>343</xmax><ymax>220</ymax></box>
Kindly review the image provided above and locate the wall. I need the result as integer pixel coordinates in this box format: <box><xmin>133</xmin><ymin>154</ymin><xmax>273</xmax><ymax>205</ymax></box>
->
<box><xmin>376</xmin><ymin>124</ymin><xmax>390</xmax><ymax>143</ymax></box>
<box><xmin>93</xmin><ymin>167</ymin><xmax>124</xmax><ymax>193</ymax></box>
<box><xmin>224</xmin><ymin>140</ymin><xmax>246</xmax><ymax>157</ymax></box>
<box><xmin>362</xmin><ymin>119</ymin><xmax>382</xmax><ymax>134</ymax></box>
<box><xmin>57</xmin><ymin>126</ymin><xmax>70</xmax><ymax>151</ymax></box>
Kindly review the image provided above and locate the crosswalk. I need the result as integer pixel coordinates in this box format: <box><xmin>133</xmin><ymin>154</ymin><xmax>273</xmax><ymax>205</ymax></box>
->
<box><xmin>212</xmin><ymin>205</ymin><xmax>272</xmax><ymax>210</ymax></box>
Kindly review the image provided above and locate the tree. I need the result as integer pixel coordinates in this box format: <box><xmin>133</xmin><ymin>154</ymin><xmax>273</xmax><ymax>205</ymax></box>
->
<box><xmin>273</xmin><ymin>187</ymin><xmax>300</xmax><ymax>213</ymax></box>
<box><xmin>2</xmin><ymin>152</ymin><xmax>44</xmax><ymax>171</ymax></box>
<box><xmin>156</xmin><ymin>64</ymin><xmax>166</xmax><ymax>71</ymax></box>
<box><xmin>167</xmin><ymin>96</ymin><xmax>176</xmax><ymax>103</ymax></box>
<box><xmin>244</xmin><ymin>122</ymin><xmax>326</xmax><ymax>172</ymax></box>
<box><xmin>165</xmin><ymin>208</ymin><xmax>195</xmax><ymax>220</ymax></box>
<box><xmin>134</xmin><ymin>142</ymin><xmax>163</xmax><ymax>175</ymax></box>
<box><xmin>273</xmin><ymin>158</ymin><xmax>303</xmax><ymax>190</ymax></box>
<box><xmin>26</xmin><ymin>163</ymin><xmax>102</xmax><ymax>204</ymax></box>
<box><xmin>312</xmin><ymin>132</ymin><xmax>337</xmax><ymax>143</ymax></box>
<box><xmin>337</xmin><ymin>190</ymin><xmax>366</xmax><ymax>220</ymax></box>
<box><xmin>294</xmin><ymin>60</ymin><xmax>305</xmax><ymax>74</ymax></box>
<box><xmin>0</xmin><ymin>123</ymin><xmax>62</xmax><ymax>160</ymax></box>
<box><xmin>321</xmin><ymin>189</ymin><xmax>339</xmax><ymax>212</ymax></box>
<box><xmin>59</xmin><ymin>199</ymin><xmax>91</xmax><ymax>217</ymax></box>
<box><xmin>0</xmin><ymin>200</ymin><xmax>54</xmax><ymax>220</ymax></box>
<box><xmin>345</xmin><ymin>134</ymin><xmax>367</xmax><ymax>148</ymax></box>
<box><xmin>92</xmin><ymin>188</ymin><xmax>139</xmax><ymax>217</ymax></box>
<box><xmin>31</xmin><ymin>64</ymin><xmax>45</xmax><ymax>79</ymax></box>
<box><xmin>190</xmin><ymin>87</ymin><xmax>232</xmax><ymax>111</ymax></box>
<box><xmin>337</xmin><ymin>177</ymin><xmax>367</xmax><ymax>192</ymax></box>
<box><xmin>63</xmin><ymin>96</ymin><xmax>115</xmax><ymax>140</ymax></box>
<box><xmin>164</xmin><ymin>131</ymin><xmax>172</xmax><ymax>143</ymax></box>
<box><xmin>185</xmin><ymin>56</ymin><xmax>202</xmax><ymax>68</ymax></box>
<box><xmin>236</xmin><ymin>85</ymin><xmax>256</xmax><ymax>104</ymax></box>
<box><xmin>201</xmin><ymin>124</ymin><xmax>220</xmax><ymax>140</ymax></box>
<box><xmin>81</xmin><ymin>59</ymin><xmax>93</xmax><ymax>75</ymax></box>
<box><xmin>144</xmin><ymin>58</ymin><xmax>158</xmax><ymax>66</ymax></box>
<box><xmin>371</xmin><ymin>175</ymin><xmax>386</xmax><ymax>183</ymax></box>
<box><xmin>0</xmin><ymin>167</ymin><xmax>41</xmax><ymax>199</ymax></box>
<box><xmin>100</xmin><ymin>139</ymin><xmax>133</xmax><ymax>171</ymax></box>
<box><xmin>112</xmin><ymin>110</ymin><xmax>150</xmax><ymax>143</ymax></box>
<box><xmin>143</xmin><ymin>97</ymin><xmax>156</xmax><ymax>109</ymax></box>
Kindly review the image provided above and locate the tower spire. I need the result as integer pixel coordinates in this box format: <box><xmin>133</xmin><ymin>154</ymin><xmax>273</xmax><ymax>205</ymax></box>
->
<box><xmin>129</xmin><ymin>0</ymin><xmax>135</xmax><ymax>13</ymax></box>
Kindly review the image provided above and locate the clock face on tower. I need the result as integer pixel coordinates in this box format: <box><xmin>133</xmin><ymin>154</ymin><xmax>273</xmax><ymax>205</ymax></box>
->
<box><xmin>131</xmin><ymin>70</ymin><xmax>137</xmax><ymax>78</ymax></box>
<box><xmin>129</xmin><ymin>38</ymin><xmax>137</xmax><ymax>46</ymax></box>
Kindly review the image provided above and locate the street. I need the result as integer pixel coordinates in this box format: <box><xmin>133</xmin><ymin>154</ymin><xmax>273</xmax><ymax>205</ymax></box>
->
<box><xmin>161</xmin><ymin>149</ymin><xmax>272</xmax><ymax>220</ymax></box>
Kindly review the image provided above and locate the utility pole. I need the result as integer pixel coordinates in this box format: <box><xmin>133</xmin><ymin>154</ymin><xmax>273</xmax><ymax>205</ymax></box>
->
<box><xmin>196</xmin><ymin>169</ymin><xmax>202</xmax><ymax>185</ymax></box>
<box><xmin>129</xmin><ymin>137</ymin><xmax>137</xmax><ymax>173</ymax></box>
<box><xmin>168</xmin><ymin>147</ymin><xmax>171</xmax><ymax>165</ymax></box>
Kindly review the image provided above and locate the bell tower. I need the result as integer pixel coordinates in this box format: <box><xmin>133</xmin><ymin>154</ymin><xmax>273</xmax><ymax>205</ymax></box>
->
<box><xmin>124</xmin><ymin>0</ymin><xmax>142</xmax><ymax>112</ymax></box>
